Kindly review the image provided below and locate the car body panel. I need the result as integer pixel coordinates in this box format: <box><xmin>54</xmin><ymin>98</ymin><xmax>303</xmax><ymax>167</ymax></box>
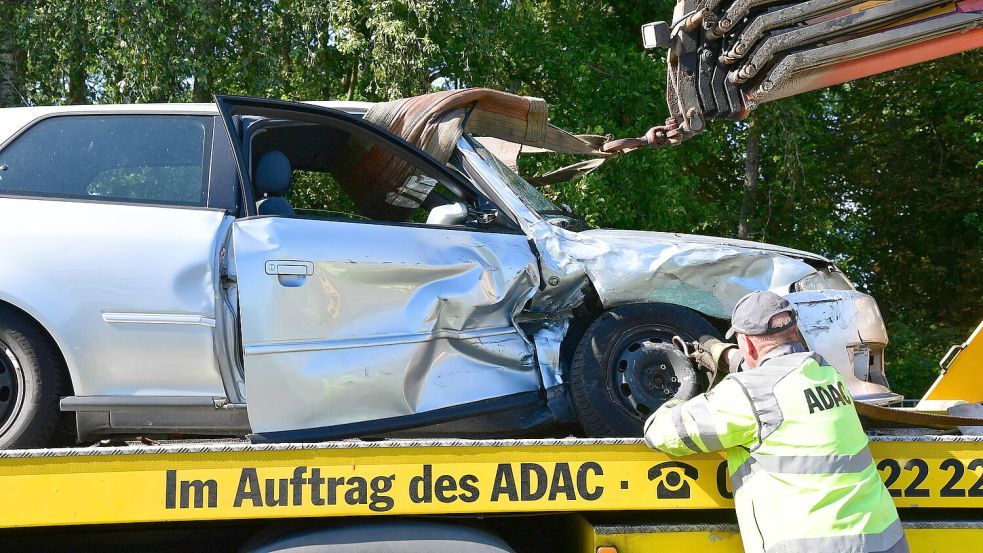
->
<box><xmin>232</xmin><ymin>216</ymin><xmax>541</xmax><ymax>433</ymax></box>
<box><xmin>459</xmin><ymin>136</ymin><xmax>895</xmax><ymax>401</ymax></box>
<box><xmin>0</xmin><ymin>197</ymin><xmax>229</xmax><ymax>396</ymax></box>
<box><xmin>0</xmin><ymin>99</ymin><xmax>899</xmax><ymax>443</ymax></box>
<box><xmin>0</xmin><ymin>102</ymin><xmax>374</xmax><ymax>149</ymax></box>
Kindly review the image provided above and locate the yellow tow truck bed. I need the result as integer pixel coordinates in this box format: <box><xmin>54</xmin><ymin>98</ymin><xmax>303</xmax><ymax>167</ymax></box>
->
<box><xmin>4</xmin><ymin>435</ymin><xmax>983</xmax><ymax>552</ymax></box>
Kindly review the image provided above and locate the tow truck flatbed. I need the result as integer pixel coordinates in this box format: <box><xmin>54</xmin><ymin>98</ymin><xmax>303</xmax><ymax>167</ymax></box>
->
<box><xmin>5</xmin><ymin>435</ymin><xmax>983</xmax><ymax>552</ymax></box>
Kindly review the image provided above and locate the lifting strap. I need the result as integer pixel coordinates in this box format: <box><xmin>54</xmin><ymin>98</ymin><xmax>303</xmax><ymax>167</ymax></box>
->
<box><xmin>856</xmin><ymin>402</ymin><xmax>983</xmax><ymax>430</ymax></box>
<box><xmin>344</xmin><ymin>88</ymin><xmax>674</xmax><ymax>220</ymax></box>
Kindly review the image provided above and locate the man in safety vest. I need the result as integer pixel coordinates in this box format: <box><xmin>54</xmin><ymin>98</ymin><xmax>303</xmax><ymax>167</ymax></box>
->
<box><xmin>644</xmin><ymin>290</ymin><xmax>908</xmax><ymax>553</ymax></box>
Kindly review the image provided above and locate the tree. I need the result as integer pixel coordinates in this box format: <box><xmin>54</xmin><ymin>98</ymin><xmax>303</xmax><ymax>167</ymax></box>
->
<box><xmin>5</xmin><ymin>0</ymin><xmax>981</xmax><ymax>398</ymax></box>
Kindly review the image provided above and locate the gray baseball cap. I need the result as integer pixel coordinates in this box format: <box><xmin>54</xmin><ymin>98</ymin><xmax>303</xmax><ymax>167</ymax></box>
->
<box><xmin>726</xmin><ymin>291</ymin><xmax>797</xmax><ymax>339</ymax></box>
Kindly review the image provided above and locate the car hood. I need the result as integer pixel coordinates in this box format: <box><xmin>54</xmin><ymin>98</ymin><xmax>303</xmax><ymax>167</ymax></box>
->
<box><xmin>579</xmin><ymin>229</ymin><xmax>829</xmax><ymax>263</ymax></box>
<box><xmin>530</xmin><ymin>225</ymin><xmax>829</xmax><ymax>319</ymax></box>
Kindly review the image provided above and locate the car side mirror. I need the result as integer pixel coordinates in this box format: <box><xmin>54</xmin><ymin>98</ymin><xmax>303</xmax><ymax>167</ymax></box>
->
<box><xmin>426</xmin><ymin>202</ymin><xmax>469</xmax><ymax>226</ymax></box>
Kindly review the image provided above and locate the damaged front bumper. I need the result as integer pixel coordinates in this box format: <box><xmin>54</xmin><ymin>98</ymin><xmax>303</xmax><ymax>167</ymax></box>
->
<box><xmin>789</xmin><ymin>289</ymin><xmax>902</xmax><ymax>405</ymax></box>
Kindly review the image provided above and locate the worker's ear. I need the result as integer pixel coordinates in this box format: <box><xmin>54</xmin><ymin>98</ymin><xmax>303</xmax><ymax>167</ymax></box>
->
<box><xmin>741</xmin><ymin>334</ymin><xmax>757</xmax><ymax>359</ymax></box>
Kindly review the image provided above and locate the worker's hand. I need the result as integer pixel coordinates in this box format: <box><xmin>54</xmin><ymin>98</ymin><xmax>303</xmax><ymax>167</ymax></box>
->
<box><xmin>693</xmin><ymin>338</ymin><xmax>739</xmax><ymax>385</ymax></box>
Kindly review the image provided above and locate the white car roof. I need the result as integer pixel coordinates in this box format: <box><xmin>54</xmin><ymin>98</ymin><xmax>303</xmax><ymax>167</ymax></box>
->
<box><xmin>0</xmin><ymin>100</ymin><xmax>375</xmax><ymax>145</ymax></box>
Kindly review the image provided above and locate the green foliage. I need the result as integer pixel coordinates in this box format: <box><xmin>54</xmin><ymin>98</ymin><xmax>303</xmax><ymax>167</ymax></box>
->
<box><xmin>4</xmin><ymin>0</ymin><xmax>981</xmax><ymax>397</ymax></box>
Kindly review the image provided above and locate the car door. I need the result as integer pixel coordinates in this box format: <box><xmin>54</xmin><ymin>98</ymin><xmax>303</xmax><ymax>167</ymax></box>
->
<box><xmin>216</xmin><ymin>96</ymin><xmax>543</xmax><ymax>439</ymax></box>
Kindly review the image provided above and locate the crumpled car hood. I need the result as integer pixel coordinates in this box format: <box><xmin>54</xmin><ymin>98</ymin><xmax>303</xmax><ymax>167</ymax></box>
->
<box><xmin>533</xmin><ymin>226</ymin><xmax>826</xmax><ymax>319</ymax></box>
<box><xmin>583</xmin><ymin>229</ymin><xmax>829</xmax><ymax>263</ymax></box>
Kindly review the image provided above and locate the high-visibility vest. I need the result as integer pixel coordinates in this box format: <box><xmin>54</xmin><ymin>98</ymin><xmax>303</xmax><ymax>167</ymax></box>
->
<box><xmin>644</xmin><ymin>345</ymin><xmax>908</xmax><ymax>553</ymax></box>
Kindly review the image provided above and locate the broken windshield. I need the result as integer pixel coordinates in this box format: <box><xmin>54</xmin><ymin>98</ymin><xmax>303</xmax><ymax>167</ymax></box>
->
<box><xmin>467</xmin><ymin>135</ymin><xmax>587</xmax><ymax>231</ymax></box>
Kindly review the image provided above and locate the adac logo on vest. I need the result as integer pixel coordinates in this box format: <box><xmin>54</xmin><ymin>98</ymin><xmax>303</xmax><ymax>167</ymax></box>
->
<box><xmin>804</xmin><ymin>381</ymin><xmax>853</xmax><ymax>414</ymax></box>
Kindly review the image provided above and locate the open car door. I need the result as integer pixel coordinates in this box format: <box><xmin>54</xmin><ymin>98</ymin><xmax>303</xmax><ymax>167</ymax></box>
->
<box><xmin>215</xmin><ymin>96</ymin><xmax>544</xmax><ymax>441</ymax></box>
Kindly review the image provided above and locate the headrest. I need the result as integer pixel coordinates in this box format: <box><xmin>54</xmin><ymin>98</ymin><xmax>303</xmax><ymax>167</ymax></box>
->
<box><xmin>254</xmin><ymin>150</ymin><xmax>292</xmax><ymax>196</ymax></box>
<box><xmin>256</xmin><ymin>196</ymin><xmax>295</xmax><ymax>217</ymax></box>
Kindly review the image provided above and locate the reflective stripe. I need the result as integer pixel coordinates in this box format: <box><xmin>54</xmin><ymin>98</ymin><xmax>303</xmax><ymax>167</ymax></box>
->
<box><xmin>688</xmin><ymin>396</ymin><xmax>724</xmax><ymax>451</ymax></box>
<box><xmin>731</xmin><ymin>456</ymin><xmax>759</xmax><ymax>494</ymax></box>
<box><xmin>765</xmin><ymin>519</ymin><xmax>906</xmax><ymax>553</ymax></box>
<box><xmin>671</xmin><ymin>406</ymin><xmax>702</xmax><ymax>453</ymax></box>
<box><xmin>750</xmin><ymin>447</ymin><xmax>874</xmax><ymax>475</ymax></box>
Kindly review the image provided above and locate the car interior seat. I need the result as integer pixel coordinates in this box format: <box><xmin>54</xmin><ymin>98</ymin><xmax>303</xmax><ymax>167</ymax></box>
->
<box><xmin>254</xmin><ymin>150</ymin><xmax>295</xmax><ymax>216</ymax></box>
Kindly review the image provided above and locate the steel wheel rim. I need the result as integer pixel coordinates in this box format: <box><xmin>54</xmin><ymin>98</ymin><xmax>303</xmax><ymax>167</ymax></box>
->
<box><xmin>610</xmin><ymin>324</ymin><xmax>694</xmax><ymax>419</ymax></box>
<box><xmin>0</xmin><ymin>340</ymin><xmax>25</xmax><ymax>436</ymax></box>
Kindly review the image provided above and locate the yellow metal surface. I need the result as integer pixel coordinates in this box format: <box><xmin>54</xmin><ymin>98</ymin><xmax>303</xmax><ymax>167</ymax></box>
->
<box><xmin>919</xmin><ymin>320</ymin><xmax>983</xmax><ymax>405</ymax></box>
<box><xmin>579</xmin><ymin>523</ymin><xmax>983</xmax><ymax>553</ymax></box>
<box><xmin>1</xmin><ymin>439</ymin><xmax>982</xmax><ymax>528</ymax></box>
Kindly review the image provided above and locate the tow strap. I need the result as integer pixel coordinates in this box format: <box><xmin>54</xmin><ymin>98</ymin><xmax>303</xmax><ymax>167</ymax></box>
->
<box><xmin>856</xmin><ymin>402</ymin><xmax>983</xmax><ymax>430</ymax></box>
<box><xmin>338</xmin><ymin>88</ymin><xmax>675</xmax><ymax>220</ymax></box>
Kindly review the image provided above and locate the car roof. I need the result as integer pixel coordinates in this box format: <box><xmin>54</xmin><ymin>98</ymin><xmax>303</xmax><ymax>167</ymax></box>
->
<box><xmin>0</xmin><ymin>100</ymin><xmax>376</xmax><ymax>146</ymax></box>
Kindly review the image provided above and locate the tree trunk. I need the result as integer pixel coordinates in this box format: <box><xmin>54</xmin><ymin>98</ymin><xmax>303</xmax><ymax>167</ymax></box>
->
<box><xmin>738</xmin><ymin>114</ymin><xmax>760</xmax><ymax>239</ymax></box>
<box><xmin>66</xmin><ymin>2</ymin><xmax>88</xmax><ymax>105</ymax></box>
<box><xmin>0</xmin><ymin>2</ymin><xmax>24</xmax><ymax>107</ymax></box>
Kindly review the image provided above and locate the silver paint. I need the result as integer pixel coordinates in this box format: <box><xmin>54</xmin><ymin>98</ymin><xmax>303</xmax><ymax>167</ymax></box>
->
<box><xmin>461</xmin><ymin>136</ymin><xmax>896</xmax><ymax>400</ymax></box>
<box><xmin>789</xmin><ymin>289</ymin><xmax>898</xmax><ymax>402</ymax></box>
<box><xmin>231</xmin><ymin>216</ymin><xmax>541</xmax><ymax>434</ymax></box>
<box><xmin>0</xmin><ymin>103</ymin><xmax>899</xmax><ymax>442</ymax></box>
<box><xmin>0</xmin><ymin>197</ymin><xmax>229</xmax><ymax>396</ymax></box>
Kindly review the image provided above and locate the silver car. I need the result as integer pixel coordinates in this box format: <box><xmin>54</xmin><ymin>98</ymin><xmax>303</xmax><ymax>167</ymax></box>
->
<box><xmin>0</xmin><ymin>96</ymin><xmax>899</xmax><ymax>448</ymax></box>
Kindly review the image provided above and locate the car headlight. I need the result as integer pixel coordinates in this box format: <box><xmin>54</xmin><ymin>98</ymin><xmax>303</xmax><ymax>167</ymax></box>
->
<box><xmin>792</xmin><ymin>266</ymin><xmax>854</xmax><ymax>292</ymax></box>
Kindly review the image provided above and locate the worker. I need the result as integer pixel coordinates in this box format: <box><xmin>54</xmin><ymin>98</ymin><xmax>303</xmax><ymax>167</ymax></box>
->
<box><xmin>644</xmin><ymin>290</ymin><xmax>908</xmax><ymax>553</ymax></box>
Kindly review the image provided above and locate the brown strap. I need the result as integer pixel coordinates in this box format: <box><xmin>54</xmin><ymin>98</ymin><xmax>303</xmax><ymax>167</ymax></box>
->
<box><xmin>855</xmin><ymin>402</ymin><xmax>983</xmax><ymax>430</ymax></box>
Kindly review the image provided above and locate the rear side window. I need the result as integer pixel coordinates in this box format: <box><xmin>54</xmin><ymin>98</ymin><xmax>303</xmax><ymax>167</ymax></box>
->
<box><xmin>0</xmin><ymin>115</ymin><xmax>212</xmax><ymax>206</ymax></box>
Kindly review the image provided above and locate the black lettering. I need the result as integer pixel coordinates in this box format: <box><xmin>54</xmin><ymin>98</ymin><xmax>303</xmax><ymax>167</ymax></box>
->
<box><xmin>234</xmin><ymin>468</ymin><xmax>263</xmax><ymax>507</ymax></box>
<box><xmin>716</xmin><ymin>461</ymin><xmax>733</xmax><ymax>500</ymax></box>
<box><xmin>290</xmin><ymin>466</ymin><xmax>308</xmax><ymax>506</ymax></box>
<box><xmin>521</xmin><ymin>463</ymin><xmax>548</xmax><ymax>501</ymax></box>
<box><xmin>326</xmin><ymin>477</ymin><xmax>344</xmax><ymax>505</ymax></box>
<box><xmin>309</xmin><ymin>468</ymin><xmax>326</xmax><ymax>506</ymax></box>
<box><xmin>435</xmin><ymin>474</ymin><xmax>458</xmax><ymax>503</ymax></box>
<box><xmin>816</xmin><ymin>386</ymin><xmax>835</xmax><ymax>409</ymax></box>
<box><xmin>181</xmin><ymin>478</ymin><xmax>218</xmax><ymax>509</ymax></box>
<box><xmin>459</xmin><ymin>474</ymin><xmax>479</xmax><ymax>503</ymax></box>
<box><xmin>838</xmin><ymin>382</ymin><xmax>853</xmax><ymax>404</ymax></box>
<box><xmin>491</xmin><ymin>464</ymin><xmax>518</xmax><ymax>502</ymax></box>
<box><xmin>940</xmin><ymin>459</ymin><xmax>967</xmax><ymax>497</ymax></box>
<box><xmin>345</xmin><ymin>476</ymin><xmax>367</xmax><ymax>505</ymax></box>
<box><xmin>577</xmin><ymin>462</ymin><xmax>604</xmax><ymax>501</ymax></box>
<box><xmin>827</xmin><ymin>384</ymin><xmax>845</xmax><ymax>407</ymax></box>
<box><xmin>410</xmin><ymin>465</ymin><xmax>433</xmax><ymax>503</ymax></box>
<box><xmin>548</xmin><ymin>463</ymin><xmax>576</xmax><ymax>501</ymax></box>
<box><xmin>265</xmin><ymin>478</ymin><xmax>288</xmax><ymax>507</ymax></box>
<box><xmin>903</xmin><ymin>459</ymin><xmax>930</xmax><ymax>497</ymax></box>
<box><xmin>369</xmin><ymin>475</ymin><xmax>395</xmax><ymax>512</ymax></box>
<box><xmin>877</xmin><ymin>458</ymin><xmax>902</xmax><ymax>497</ymax></box>
<box><xmin>165</xmin><ymin>470</ymin><xmax>177</xmax><ymax>509</ymax></box>
<box><xmin>804</xmin><ymin>388</ymin><xmax>824</xmax><ymax>414</ymax></box>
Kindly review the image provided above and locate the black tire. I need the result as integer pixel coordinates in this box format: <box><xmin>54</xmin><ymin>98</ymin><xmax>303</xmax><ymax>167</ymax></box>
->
<box><xmin>0</xmin><ymin>308</ymin><xmax>68</xmax><ymax>449</ymax></box>
<box><xmin>570</xmin><ymin>303</ymin><xmax>722</xmax><ymax>437</ymax></box>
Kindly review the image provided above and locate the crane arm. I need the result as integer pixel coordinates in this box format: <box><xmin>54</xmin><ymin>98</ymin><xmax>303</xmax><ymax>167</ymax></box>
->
<box><xmin>643</xmin><ymin>0</ymin><xmax>983</xmax><ymax>142</ymax></box>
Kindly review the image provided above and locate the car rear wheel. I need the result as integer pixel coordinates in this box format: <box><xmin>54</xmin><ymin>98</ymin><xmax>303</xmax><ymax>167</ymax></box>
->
<box><xmin>0</xmin><ymin>308</ymin><xmax>67</xmax><ymax>449</ymax></box>
<box><xmin>570</xmin><ymin>303</ymin><xmax>722</xmax><ymax>437</ymax></box>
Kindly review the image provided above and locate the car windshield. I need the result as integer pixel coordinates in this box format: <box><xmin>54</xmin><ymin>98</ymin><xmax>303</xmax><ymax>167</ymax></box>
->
<box><xmin>467</xmin><ymin>135</ymin><xmax>588</xmax><ymax>231</ymax></box>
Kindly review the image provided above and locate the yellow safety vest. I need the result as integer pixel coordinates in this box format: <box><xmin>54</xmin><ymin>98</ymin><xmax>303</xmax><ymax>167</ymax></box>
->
<box><xmin>645</xmin><ymin>344</ymin><xmax>908</xmax><ymax>553</ymax></box>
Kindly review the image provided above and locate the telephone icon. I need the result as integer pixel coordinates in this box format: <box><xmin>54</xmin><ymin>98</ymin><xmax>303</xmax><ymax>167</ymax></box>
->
<box><xmin>648</xmin><ymin>461</ymin><xmax>699</xmax><ymax>499</ymax></box>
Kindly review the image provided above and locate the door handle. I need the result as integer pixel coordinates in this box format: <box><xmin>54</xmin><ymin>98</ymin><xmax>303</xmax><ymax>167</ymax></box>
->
<box><xmin>265</xmin><ymin>261</ymin><xmax>314</xmax><ymax>287</ymax></box>
<box><xmin>265</xmin><ymin>260</ymin><xmax>314</xmax><ymax>276</ymax></box>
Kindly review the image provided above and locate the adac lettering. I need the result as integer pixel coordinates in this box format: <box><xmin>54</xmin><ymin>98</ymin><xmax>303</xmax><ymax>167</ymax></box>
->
<box><xmin>804</xmin><ymin>382</ymin><xmax>853</xmax><ymax>414</ymax></box>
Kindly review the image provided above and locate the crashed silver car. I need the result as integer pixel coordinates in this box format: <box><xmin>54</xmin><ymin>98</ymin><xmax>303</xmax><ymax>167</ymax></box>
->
<box><xmin>0</xmin><ymin>95</ymin><xmax>898</xmax><ymax>448</ymax></box>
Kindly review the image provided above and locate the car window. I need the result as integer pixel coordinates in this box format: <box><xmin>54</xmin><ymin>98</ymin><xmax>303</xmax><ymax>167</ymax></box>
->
<box><xmin>0</xmin><ymin>115</ymin><xmax>212</xmax><ymax>206</ymax></box>
<box><xmin>246</xmin><ymin>116</ymin><xmax>495</xmax><ymax>228</ymax></box>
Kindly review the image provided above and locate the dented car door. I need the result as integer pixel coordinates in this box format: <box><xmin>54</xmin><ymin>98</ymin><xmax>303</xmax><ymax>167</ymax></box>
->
<box><xmin>216</xmin><ymin>97</ymin><xmax>542</xmax><ymax>439</ymax></box>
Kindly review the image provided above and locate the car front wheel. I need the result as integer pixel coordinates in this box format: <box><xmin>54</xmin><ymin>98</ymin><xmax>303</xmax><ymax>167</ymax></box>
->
<box><xmin>570</xmin><ymin>303</ymin><xmax>722</xmax><ymax>437</ymax></box>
